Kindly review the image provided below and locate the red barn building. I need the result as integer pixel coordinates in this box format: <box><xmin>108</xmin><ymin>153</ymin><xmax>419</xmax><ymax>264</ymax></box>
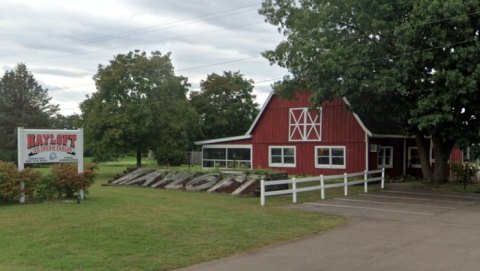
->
<box><xmin>195</xmin><ymin>92</ymin><xmax>463</xmax><ymax>177</ymax></box>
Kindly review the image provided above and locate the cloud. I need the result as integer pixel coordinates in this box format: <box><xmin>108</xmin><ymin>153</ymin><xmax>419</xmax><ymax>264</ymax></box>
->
<box><xmin>31</xmin><ymin>67</ymin><xmax>92</xmax><ymax>78</ymax></box>
<box><xmin>0</xmin><ymin>0</ymin><xmax>287</xmax><ymax>115</ymax></box>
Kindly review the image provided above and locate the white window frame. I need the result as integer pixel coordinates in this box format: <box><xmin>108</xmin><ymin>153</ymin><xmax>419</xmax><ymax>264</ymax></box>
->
<box><xmin>202</xmin><ymin>144</ymin><xmax>252</xmax><ymax>169</ymax></box>
<box><xmin>315</xmin><ymin>146</ymin><xmax>346</xmax><ymax>169</ymax></box>
<box><xmin>377</xmin><ymin>146</ymin><xmax>394</xmax><ymax>169</ymax></box>
<box><xmin>408</xmin><ymin>147</ymin><xmax>421</xmax><ymax>168</ymax></box>
<box><xmin>268</xmin><ymin>146</ymin><xmax>296</xmax><ymax>168</ymax></box>
<box><xmin>289</xmin><ymin>107</ymin><xmax>322</xmax><ymax>142</ymax></box>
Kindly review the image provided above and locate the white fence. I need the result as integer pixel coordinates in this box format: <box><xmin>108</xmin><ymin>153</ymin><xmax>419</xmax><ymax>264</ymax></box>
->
<box><xmin>260</xmin><ymin>168</ymin><xmax>385</xmax><ymax>206</ymax></box>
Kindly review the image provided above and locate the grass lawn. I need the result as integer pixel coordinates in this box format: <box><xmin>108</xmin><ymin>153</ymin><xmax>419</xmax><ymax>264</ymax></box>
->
<box><xmin>0</xmin><ymin>160</ymin><xmax>346</xmax><ymax>271</ymax></box>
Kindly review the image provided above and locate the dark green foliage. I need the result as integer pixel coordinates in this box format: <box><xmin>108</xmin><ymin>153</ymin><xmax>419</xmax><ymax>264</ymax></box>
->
<box><xmin>152</xmin><ymin>99</ymin><xmax>200</xmax><ymax>165</ymax></box>
<box><xmin>190</xmin><ymin>71</ymin><xmax>259</xmax><ymax>140</ymax></box>
<box><xmin>0</xmin><ymin>149</ymin><xmax>16</xmax><ymax>163</ymax></box>
<box><xmin>450</xmin><ymin>162</ymin><xmax>477</xmax><ymax>183</ymax></box>
<box><xmin>81</xmin><ymin>50</ymin><xmax>200</xmax><ymax>166</ymax></box>
<box><xmin>0</xmin><ymin>64</ymin><xmax>59</xmax><ymax>161</ymax></box>
<box><xmin>470</xmin><ymin>144</ymin><xmax>480</xmax><ymax>160</ymax></box>
<box><xmin>35</xmin><ymin>174</ymin><xmax>59</xmax><ymax>201</ymax></box>
<box><xmin>260</xmin><ymin>0</ymin><xmax>480</xmax><ymax>183</ymax></box>
<box><xmin>49</xmin><ymin>113</ymin><xmax>82</xmax><ymax>129</ymax></box>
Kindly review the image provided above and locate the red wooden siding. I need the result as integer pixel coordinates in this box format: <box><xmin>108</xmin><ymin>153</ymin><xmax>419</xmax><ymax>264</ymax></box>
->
<box><xmin>198</xmin><ymin>91</ymin><xmax>464</xmax><ymax>178</ymax></box>
<box><xmin>369</xmin><ymin>138</ymin><xmax>464</xmax><ymax>178</ymax></box>
<box><xmin>248</xmin><ymin>92</ymin><xmax>366</xmax><ymax>175</ymax></box>
<box><xmin>450</xmin><ymin>148</ymin><xmax>463</xmax><ymax>163</ymax></box>
<box><xmin>369</xmin><ymin>138</ymin><xmax>407</xmax><ymax>176</ymax></box>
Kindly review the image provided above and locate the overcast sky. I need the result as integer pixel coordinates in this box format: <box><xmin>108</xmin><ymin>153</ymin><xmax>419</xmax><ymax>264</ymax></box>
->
<box><xmin>0</xmin><ymin>0</ymin><xmax>288</xmax><ymax>115</ymax></box>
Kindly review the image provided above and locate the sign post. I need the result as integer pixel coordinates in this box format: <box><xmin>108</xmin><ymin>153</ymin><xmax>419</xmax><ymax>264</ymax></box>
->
<box><xmin>17</xmin><ymin>127</ymin><xmax>25</xmax><ymax>203</ymax></box>
<box><xmin>17</xmin><ymin>127</ymin><xmax>84</xmax><ymax>203</ymax></box>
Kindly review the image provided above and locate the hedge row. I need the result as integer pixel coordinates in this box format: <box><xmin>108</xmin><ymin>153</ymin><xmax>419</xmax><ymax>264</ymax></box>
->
<box><xmin>0</xmin><ymin>161</ymin><xmax>96</xmax><ymax>203</ymax></box>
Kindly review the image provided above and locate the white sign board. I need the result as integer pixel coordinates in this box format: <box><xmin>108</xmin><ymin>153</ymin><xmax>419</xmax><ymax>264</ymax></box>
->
<box><xmin>17</xmin><ymin>128</ymin><xmax>84</xmax><ymax>203</ymax></box>
<box><xmin>17</xmin><ymin>128</ymin><xmax>83</xmax><ymax>171</ymax></box>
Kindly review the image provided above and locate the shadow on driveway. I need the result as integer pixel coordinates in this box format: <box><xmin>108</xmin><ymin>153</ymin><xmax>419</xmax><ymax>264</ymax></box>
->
<box><xmin>177</xmin><ymin>184</ymin><xmax>480</xmax><ymax>271</ymax></box>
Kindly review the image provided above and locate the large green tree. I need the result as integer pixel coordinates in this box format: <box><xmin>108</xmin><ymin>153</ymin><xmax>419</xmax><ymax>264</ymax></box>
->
<box><xmin>0</xmin><ymin>63</ymin><xmax>59</xmax><ymax>161</ymax></box>
<box><xmin>49</xmin><ymin>113</ymin><xmax>82</xmax><ymax>130</ymax></box>
<box><xmin>81</xmin><ymin>50</ymin><xmax>200</xmax><ymax>167</ymax></box>
<box><xmin>260</xmin><ymin>0</ymin><xmax>480</xmax><ymax>183</ymax></box>
<box><xmin>190</xmin><ymin>71</ymin><xmax>259</xmax><ymax>140</ymax></box>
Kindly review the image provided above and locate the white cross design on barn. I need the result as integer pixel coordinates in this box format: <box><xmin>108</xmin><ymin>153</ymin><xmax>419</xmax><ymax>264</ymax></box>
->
<box><xmin>289</xmin><ymin>108</ymin><xmax>322</xmax><ymax>141</ymax></box>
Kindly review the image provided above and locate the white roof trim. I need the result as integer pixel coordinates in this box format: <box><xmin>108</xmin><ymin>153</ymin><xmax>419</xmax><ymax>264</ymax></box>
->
<box><xmin>245</xmin><ymin>91</ymin><xmax>275</xmax><ymax>135</ymax></box>
<box><xmin>342</xmin><ymin>97</ymin><xmax>372</xmax><ymax>137</ymax></box>
<box><xmin>194</xmin><ymin>135</ymin><xmax>252</xmax><ymax>145</ymax></box>
<box><xmin>196</xmin><ymin>93</ymin><xmax>412</xmax><ymax>145</ymax></box>
<box><xmin>195</xmin><ymin>92</ymin><xmax>274</xmax><ymax>145</ymax></box>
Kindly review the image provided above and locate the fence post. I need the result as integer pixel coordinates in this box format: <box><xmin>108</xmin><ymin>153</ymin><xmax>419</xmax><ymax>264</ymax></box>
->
<box><xmin>344</xmin><ymin>173</ymin><xmax>348</xmax><ymax>196</ymax></box>
<box><xmin>320</xmin><ymin>175</ymin><xmax>325</xmax><ymax>200</ymax></box>
<box><xmin>381</xmin><ymin>168</ymin><xmax>385</xmax><ymax>189</ymax></box>
<box><xmin>260</xmin><ymin>179</ymin><xmax>265</xmax><ymax>206</ymax></box>
<box><xmin>364</xmin><ymin>170</ymin><xmax>368</xmax><ymax>193</ymax></box>
<box><xmin>18</xmin><ymin>127</ymin><xmax>25</xmax><ymax>204</ymax></box>
<box><xmin>292</xmin><ymin>177</ymin><xmax>297</xmax><ymax>203</ymax></box>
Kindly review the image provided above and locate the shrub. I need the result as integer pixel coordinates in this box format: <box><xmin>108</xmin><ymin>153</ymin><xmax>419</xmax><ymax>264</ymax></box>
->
<box><xmin>0</xmin><ymin>161</ymin><xmax>40</xmax><ymax>202</ymax></box>
<box><xmin>451</xmin><ymin>162</ymin><xmax>476</xmax><ymax>183</ymax></box>
<box><xmin>50</xmin><ymin>163</ymin><xmax>96</xmax><ymax>198</ymax></box>
<box><xmin>0</xmin><ymin>161</ymin><xmax>97</xmax><ymax>203</ymax></box>
<box><xmin>36</xmin><ymin>174</ymin><xmax>59</xmax><ymax>201</ymax></box>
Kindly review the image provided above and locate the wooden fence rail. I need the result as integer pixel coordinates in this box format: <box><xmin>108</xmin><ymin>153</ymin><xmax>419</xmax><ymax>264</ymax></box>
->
<box><xmin>260</xmin><ymin>168</ymin><xmax>385</xmax><ymax>206</ymax></box>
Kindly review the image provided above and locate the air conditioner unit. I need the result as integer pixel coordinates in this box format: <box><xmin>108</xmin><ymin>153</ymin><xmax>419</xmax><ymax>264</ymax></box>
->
<box><xmin>369</xmin><ymin>144</ymin><xmax>380</xmax><ymax>153</ymax></box>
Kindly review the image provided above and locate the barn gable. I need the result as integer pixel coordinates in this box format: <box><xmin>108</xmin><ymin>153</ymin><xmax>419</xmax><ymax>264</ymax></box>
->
<box><xmin>196</xmin><ymin>91</ymin><xmax>369</xmax><ymax>174</ymax></box>
<box><xmin>195</xmin><ymin>91</ymin><xmax>463</xmax><ymax>176</ymax></box>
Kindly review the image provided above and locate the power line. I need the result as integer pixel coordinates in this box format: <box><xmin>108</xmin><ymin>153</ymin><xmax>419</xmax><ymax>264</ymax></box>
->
<box><xmin>1</xmin><ymin>3</ymin><xmax>260</xmax><ymax>58</ymax></box>
<box><xmin>350</xmin><ymin>38</ymin><xmax>478</xmax><ymax>67</ymax></box>
<box><xmin>47</xmin><ymin>55</ymin><xmax>265</xmax><ymax>91</ymax></box>
<box><xmin>177</xmin><ymin>56</ymin><xmax>261</xmax><ymax>72</ymax></box>
<box><xmin>30</xmin><ymin>5</ymin><xmax>480</xmax><ymax>96</ymax></box>
<box><xmin>53</xmin><ymin>38</ymin><xmax>480</xmax><ymax>112</ymax></box>
<box><xmin>26</xmin><ymin>21</ymin><xmax>265</xmax><ymax>63</ymax></box>
<box><xmin>32</xmin><ymin>6</ymin><xmax>480</xmax><ymax>78</ymax></box>
<box><xmin>47</xmin><ymin>36</ymin><xmax>478</xmax><ymax>92</ymax></box>
<box><xmin>255</xmin><ymin>77</ymin><xmax>283</xmax><ymax>84</ymax></box>
<box><xmin>48</xmin><ymin>83</ymin><xmax>94</xmax><ymax>91</ymax></box>
<box><xmin>297</xmin><ymin>9</ymin><xmax>480</xmax><ymax>48</ymax></box>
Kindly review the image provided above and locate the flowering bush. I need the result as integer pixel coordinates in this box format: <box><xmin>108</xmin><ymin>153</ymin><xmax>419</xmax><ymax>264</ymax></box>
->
<box><xmin>0</xmin><ymin>161</ymin><xmax>40</xmax><ymax>202</ymax></box>
<box><xmin>50</xmin><ymin>163</ymin><xmax>96</xmax><ymax>198</ymax></box>
<box><xmin>0</xmin><ymin>161</ymin><xmax>97</xmax><ymax>203</ymax></box>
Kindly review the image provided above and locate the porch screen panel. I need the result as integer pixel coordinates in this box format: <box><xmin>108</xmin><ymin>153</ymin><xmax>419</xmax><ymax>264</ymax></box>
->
<box><xmin>203</xmin><ymin>147</ymin><xmax>251</xmax><ymax>169</ymax></box>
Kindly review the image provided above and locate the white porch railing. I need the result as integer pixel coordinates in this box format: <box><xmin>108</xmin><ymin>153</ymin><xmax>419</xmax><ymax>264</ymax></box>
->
<box><xmin>260</xmin><ymin>168</ymin><xmax>385</xmax><ymax>206</ymax></box>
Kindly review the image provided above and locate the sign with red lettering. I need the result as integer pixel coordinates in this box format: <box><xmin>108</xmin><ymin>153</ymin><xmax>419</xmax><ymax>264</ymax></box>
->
<box><xmin>17</xmin><ymin>128</ymin><xmax>83</xmax><ymax>164</ymax></box>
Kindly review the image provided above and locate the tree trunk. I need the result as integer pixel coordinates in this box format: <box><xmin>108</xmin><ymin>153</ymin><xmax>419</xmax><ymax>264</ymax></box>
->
<box><xmin>136</xmin><ymin>151</ymin><xmax>142</xmax><ymax>168</ymax></box>
<box><xmin>432</xmin><ymin>136</ymin><xmax>454</xmax><ymax>184</ymax></box>
<box><xmin>415</xmin><ymin>134</ymin><xmax>432</xmax><ymax>182</ymax></box>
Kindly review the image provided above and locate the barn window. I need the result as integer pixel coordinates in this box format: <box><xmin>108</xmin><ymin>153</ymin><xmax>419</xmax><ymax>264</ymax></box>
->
<box><xmin>269</xmin><ymin>146</ymin><xmax>296</xmax><ymax>167</ymax></box>
<box><xmin>315</xmin><ymin>146</ymin><xmax>346</xmax><ymax>169</ymax></box>
<box><xmin>289</xmin><ymin>107</ymin><xmax>322</xmax><ymax>141</ymax></box>
<box><xmin>202</xmin><ymin>145</ymin><xmax>252</xmax><ymax>169</ymax></box>
<box><xmin>408</xmin><ymin>147</ymin><xmax>421</xmax><ymax>168</ymax></box>
<box><xmin>377</xmin><ymin>146</ymin><xmax>393</xmax><ymax>168</ymax></box>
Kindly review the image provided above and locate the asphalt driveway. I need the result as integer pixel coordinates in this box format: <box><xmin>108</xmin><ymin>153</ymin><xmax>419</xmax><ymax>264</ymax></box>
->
<box><xmin>176</xmin><ymin>183</ymin><xmax>480</xmax><ymax>271</ymax></box>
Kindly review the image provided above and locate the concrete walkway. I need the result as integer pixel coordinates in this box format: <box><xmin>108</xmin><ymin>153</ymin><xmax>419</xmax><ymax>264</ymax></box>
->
<box><xmin>176</xmin><ymin>184</ymin><xmax>480</xmax><ymax>271</ymax></box>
